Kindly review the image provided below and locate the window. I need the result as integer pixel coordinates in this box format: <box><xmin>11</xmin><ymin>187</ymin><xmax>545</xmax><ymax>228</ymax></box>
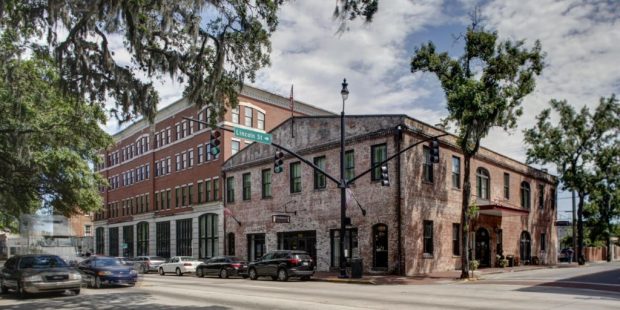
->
<box><xmin>197</xmin><ymin>145</ymin><xmax>203</xmax><ymax>164</ymax></box>
<box><xmin>257</xmin><ymin>112</ymin><xmax>265</xmax><ymax>130</ymax></box>
<box><xmin>226</xmin><ymin>177</ymin><xmax>235</xmax><ymax>203</ymax></box>
<box><xmin>136</xmin><ymin>222</ymin><xmax>149</xmax><ymax>256</ymax></box>
<box><xmin>452</xmin><ymin>223</ymin><xmax>460</xmax><ymax>256</ymax></box>
<box><xmin>189</xmin><ymin>149</ymin><xmax>194</xmax><ymax>167</ymax></box>
<box><xmin>156</xmin><ymin>221</ymin><xmax>170</xmax><ymax>258</ymax></box>
<box><xmin>422</xmin><ymin>146</ymin><xmax>433</xmax><ymax>182</ymax></box>
<box><xmin>476</xmin><ymin>168</ymin><xmax>490</xmax><ymax>200</ymax></box>
<box><xmin>423</xmin><ymin>220</ymin><xmax>433</xmax><ymax>255</ymax></box>
<box><xmin>540</xmin><ymin>232</ymin><xmax>547</xmax><ymax>251</ymax></box>
<box><xmin>166</xmin><ymin>189</ymin><xmax>171</xmax><ymax>209</ymax></box>
<box><xmin>188</xmin><ymin>184</ymin><xmax>193</xmax><ymax>205</ymax></box>
<box><xmin>205</xmin><ymin>180</ymin><xmax>212</xmax><ymax>202</ymax></box>
<box><xmin>166</xmin><ymin>157</ymin><xmax>171</xmax><ymax>174</ymax></box>
<box><xmin>95</xmin><ymin>227</ymin><xmax>104</xmax><ymax>255</ymax></box>
<box><xmin>232</xmin><ymin>106</ymin><xmax>239</xmax><ymax>124</ymax></box>
<box><xmin>538</xmin><ymin>184</ymin><xmax>545</xmax><ymax>209</ymax></box>
<box><xmin>242</xmin><ymin>173</ymin><xmax>251</xmax><ymax>200</ymax></box>
<box><xmin>84</xmin><ymin>225</ymin><xmax>92</xmax><ymax>236</ymax></box>
<box><xmin>345</xmin><ymin>150</ymin><xmax>355</xmax><ymax>182</ymax></box>
<box><xmin>199</xmin><ymin>213</ymin><xmax>219</xmax><ymax>259</ymax></box>
<box><xmin>176</xmin><ymin>219</ymin><xmax>193</xmax><ymax>256</ymax></box>
<box><xmin>331</xmin><ymin>228</ymin><xmax>358</xmax><ymax>267</ymax></box>
<box><xmin>197</xmin><ymin>181</ymin><xmax>203</xmax><ymax>203</ymax></box>
<box><xmin>313</xmin><ymin>156</ymin><xmax>326</xmax><ymax>189</ymax></box>
<box><xmin>521</xmin><ymin>182</ymin><xmax>531</xmax><ymax>209</ymax></box>
<box><xmin>155</xmin><ymin>191</ymin><xmax>160</xmax><ymax>210</ymax></box>
<box><xmin>181</xmin><ymin>152</ymin><xmax>187</xmax><ymax>169</ymax></box>
<box><xmin>244</xmin><ymin>107</ymin><xmax>253</xmax><ymax>127</ymax></box>
<box><xmin>176</xmin><ymin>123</ymin><xmax>181</xmax><ymax>140</ymax></box>
<box><xmin>181</xmin><ymin>186</ymin><xmax>187</xmax><ymax>206</ymax></box>
<box><xmin>551</xmin><ymin>188</ymin><xmax>556</xmax><ymax>209</ymax></box>
<box><xmin>232</xmin><ymin>140</ymin><xmax>240</xmax><ymax>155</ymax></box>
<box><xmin>452</xmin><ymin>157</ymin><xmax>461</xmax><ymax>189</ymax></box>
<box><xmin>504</xmin><ymin>173</ymin><xmax>510</xmax><ymax>199</ymax></box>
<box><xmin>175</xmin><ymin>188</ymin><xmax>180</xmax><ymax>208</ymax></box>
<box><xmin>261</xmin><ymin>169</ymin><xmax>272</xmax><ymax>198</ymax></box>
<box><xmin>176</xmin><ymin>154</ymin><xmax>181</xmax><ymax>171</ymax></box>
<box><xmin>181</xmin><ymin>122</ymin><xmax>187</xmax><ymax>139</ymax></box>
<box><xmin>108</xmin><ymin>227</ymin><xmax>119</xmax><ymax>257</ymax></box>
<box><xmin>213</xmin><ymin>178</ymin><xmax>220</xmax><ymax>201</ymax></box>
<box><xmin>123</xmin><ymin>225</ymin><xmax>134</xmax><ymax>257</ymax></box>
<box><xmin>227</xmin><ymin>233</ymin><xmax>235</xmax><ymax>255</ymax></box>
<box><xmin>290</xmin><ymin>162</ymin><xmax>301</xmax><ymax>193</ymax></box>
<box><xmin>371</xmin><ymin>144</ymin><xmax>387</xmax><ymax>181</ymax></box>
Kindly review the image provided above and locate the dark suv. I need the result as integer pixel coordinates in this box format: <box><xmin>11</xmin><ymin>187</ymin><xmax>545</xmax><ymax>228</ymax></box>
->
<box><xmin>247</xmin><ymin>250</ymin><xmax>315</xmax><ymax>281</ymax></box>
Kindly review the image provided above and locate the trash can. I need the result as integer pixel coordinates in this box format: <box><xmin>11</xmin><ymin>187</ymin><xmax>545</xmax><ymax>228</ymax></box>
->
<box><xmin>506</xmin><ymin>255</ymin><xmax>514</xmax><ymax>267</ymax></box>
<box><xmin>351</xmin><ymin>257</ymin><xmax>363</xmax><ymax>279</ymax></box>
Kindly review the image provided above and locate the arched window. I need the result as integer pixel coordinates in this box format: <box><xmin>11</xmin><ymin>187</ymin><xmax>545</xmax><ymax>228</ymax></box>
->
<box><xmin>521</xmin><ymin>182</ymin><xmax>531</xmax><ymax>209</ymax></box>
<box><xmin>476</xmin><ymin>168</ymin><xmax>490</xmax><ymax>200</ymax></box>
<box><xmin>136</xmin><ymin>222</ymin><xmax>149</xmax><ymax>256</ymax></box>
<box><xmin>199</xmin><ymin>213</ymin><xmax>219</xmax><ymax>259</ymax></box>
<box><xmin>95</xmin><ymin>227</ymin><xmax>105</xmax><ymax>255</ymax></box>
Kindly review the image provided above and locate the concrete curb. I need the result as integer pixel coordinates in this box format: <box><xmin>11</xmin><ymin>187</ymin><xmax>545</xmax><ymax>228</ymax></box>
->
<box><xmin>312</xmin><ymin>277</ymin><xmax>377</xmax><ymax>285</ymax></box>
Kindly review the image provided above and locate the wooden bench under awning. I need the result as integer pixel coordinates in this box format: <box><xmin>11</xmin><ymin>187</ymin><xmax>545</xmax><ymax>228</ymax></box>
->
<box><xmin>477</xmin><ymin>203</ymin><xmax>530</xmax><ymax>217</ymax></box>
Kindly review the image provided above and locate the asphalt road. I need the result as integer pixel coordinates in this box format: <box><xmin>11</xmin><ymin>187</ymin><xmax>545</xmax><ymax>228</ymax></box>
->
<box><xmin>1</xmin><ymin>263</ymin><xmax>619</xmax><ymax>310</ymax></box>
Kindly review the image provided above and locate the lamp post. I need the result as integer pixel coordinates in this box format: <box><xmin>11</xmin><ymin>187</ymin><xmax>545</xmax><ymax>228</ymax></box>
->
<box><xmin>339</xmin><ymin>79</ymin><xmax>349</xmax><ymax>278</ymax></box>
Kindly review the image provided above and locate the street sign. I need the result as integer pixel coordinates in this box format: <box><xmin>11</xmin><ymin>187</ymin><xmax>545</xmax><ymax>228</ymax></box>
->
<box><xmin>234</xmin><ymin>127</ymin><xmax>272</xmax><ymax>144</ymax></box>
<box><xmin>272</xmin><ymin>215</ymin><xmax>290</xmax><ymax>223</ymax></box>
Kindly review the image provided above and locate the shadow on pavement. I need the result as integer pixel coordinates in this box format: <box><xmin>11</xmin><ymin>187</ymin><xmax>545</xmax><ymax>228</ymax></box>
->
<box><xmin>0</xmin><ymin>291</ymin><xmax>230</xmax><ymax>310</ymax></box>
<box><xmin>515</xmin><ymin>268</ymin><xmax>620</xmax><ymax>300</ymax></box>
<box><xmin>517</xmin><ymin>285</ymin><xmax>620</xmax><ymax>301</ymax></box>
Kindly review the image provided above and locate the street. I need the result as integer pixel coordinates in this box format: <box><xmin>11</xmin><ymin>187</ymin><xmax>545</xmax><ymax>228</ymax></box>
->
<box><xmin>1</xmin><ymin>263</ymin><xmax>619</xmax><ymax>310</ymax></box>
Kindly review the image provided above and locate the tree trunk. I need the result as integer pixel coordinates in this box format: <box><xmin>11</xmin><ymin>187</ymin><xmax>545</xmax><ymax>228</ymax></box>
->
<box><xmin>460</xmin><ymin>154</ymin><xmax>472</xmax><ymax>279</ymax></box>
<box><xmin>577</xmin><ymin>193</ymin><xmax>585</xmax><ymax>265</ymax></box>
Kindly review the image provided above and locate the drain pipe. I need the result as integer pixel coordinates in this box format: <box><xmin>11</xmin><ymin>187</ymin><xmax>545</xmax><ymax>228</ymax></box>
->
<box><xmin>396</xmin><ymin>125</ymin><xmax>404</xmax><ymax>276</ymax></box>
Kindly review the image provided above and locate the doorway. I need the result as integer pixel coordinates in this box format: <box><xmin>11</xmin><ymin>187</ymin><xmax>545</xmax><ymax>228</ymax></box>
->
<box><xmin>373</xmin><ymin>224</ymin><xmax>388</xmax><ymax>269</ymax></box>
<box><xmin>475</xmin><ymin>227</ymin><xmax>490</xmax><ymax>267</ymax></box>
<box><xmin>277</xmin><ymin>230</ymin><xmax>317</xmax><ymax>262</ymax></box>
<box><xmin>520</xmin><ymin>231</ymin><xmax>531</xmax><ymax>264</ymax></box>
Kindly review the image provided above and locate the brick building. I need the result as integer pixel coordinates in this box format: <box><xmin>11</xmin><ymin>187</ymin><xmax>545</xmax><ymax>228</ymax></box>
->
<box><xmin>222</xmin><ymin>115</ymin><xmax>558</xmax><ymax>275</ymax></box>
<box><xmin>92</xmin><ymin>85</ymin><xmax>332</xmax><ymax>259</ymax></box>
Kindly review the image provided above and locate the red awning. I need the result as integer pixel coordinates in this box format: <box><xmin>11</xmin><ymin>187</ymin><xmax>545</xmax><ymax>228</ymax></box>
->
<box><xmin>478</xmin><ymin>203</ymin><xmax>530</xmax><ymax>217</ymax></box>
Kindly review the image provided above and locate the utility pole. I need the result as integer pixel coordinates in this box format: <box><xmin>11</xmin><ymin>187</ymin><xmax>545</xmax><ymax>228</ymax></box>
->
<box><xmin>339</xmin><ymin>79</ymin><xmax>349</xmax><ymax>278</ymax></box>
<box><xmin>572</xmin><ymin>190</ymin><xmax>576</xmax><ymax>263</ymax></box>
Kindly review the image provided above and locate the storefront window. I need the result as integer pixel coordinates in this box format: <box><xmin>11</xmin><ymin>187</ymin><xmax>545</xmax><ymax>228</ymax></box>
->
<box><xmin>330</xmin><ymin>228</ymin><xmax>358</xmax><ymax>267</ymax></box>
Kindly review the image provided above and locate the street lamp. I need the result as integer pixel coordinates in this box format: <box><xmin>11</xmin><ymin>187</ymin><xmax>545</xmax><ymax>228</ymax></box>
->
<box><xmin>338</xmin><ymin>79</ymin><xmax>349</xmax><ymax>278</ymax></box>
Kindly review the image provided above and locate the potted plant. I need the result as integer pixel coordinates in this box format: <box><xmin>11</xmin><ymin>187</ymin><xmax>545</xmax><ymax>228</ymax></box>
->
<box><xmin>469</xmin><ymin>259</ymin><xmax>480</xmax><ymax>277</ymax></box>
<box><xmin>499</xmin><ymin>258</ymin><xmax>509</xmax><ymax>268</ymax></box>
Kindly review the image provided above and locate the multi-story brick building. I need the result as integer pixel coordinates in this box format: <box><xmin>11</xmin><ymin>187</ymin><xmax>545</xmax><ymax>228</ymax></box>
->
<box><xmin>222</xmin><ymin>115</ymin><xmax>558</xmax><ymax>275</ymax></box>
<box><xmin>92</xmin><ymin>85</ymin><xmax>332</xmax><ymax>259</ymax></box>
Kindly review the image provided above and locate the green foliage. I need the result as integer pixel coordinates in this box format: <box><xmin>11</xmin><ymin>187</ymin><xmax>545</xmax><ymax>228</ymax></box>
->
<box><xmin>333</xmin><ymin>0</ymin><xmax>379</xmax><ymax>33</ymax></box>
<box><xmin>0</xmin><ymin>33</ymin><xmax>112</xmax><ymax>231</ymax></box>
<box><xmin>469</xmin><ymin>259</ymin><xmax>479</xmax><ymax>271</ymax></box>
<box><xmin>0</xmin><ymin>1</ymin><xmax>379</xmax><ymax>124</ymax></box>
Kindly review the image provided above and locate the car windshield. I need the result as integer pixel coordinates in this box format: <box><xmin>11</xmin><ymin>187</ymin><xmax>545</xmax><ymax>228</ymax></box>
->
<box><xmin>19</xmin><ymin>256</ymin><xmax>68</xmax><ymax>269</ymax></box>
<box><xmin>180</xmin><ymin>256</ymin><xmax>194</xmax><ymax>261</ymax></box>
<box><xmin>94</xmin><ymin>258</ymin><xmax>123</xmax><ymax>267</ymax></box>
<box><xmin>151</xmin><ymin>257</ymin><xmax>166</xmax><ymax>261</ymax></box>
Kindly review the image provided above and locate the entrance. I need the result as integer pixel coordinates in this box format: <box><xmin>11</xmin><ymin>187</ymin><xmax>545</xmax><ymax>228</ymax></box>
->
<box><xmin>475</xmin><ymin>227</ymin><xmax>490</xmax><ymax>267</ymax></box>
<box><xmin>277</xmin><ymin>231</ymin><xmax>317</xmax><ymax>261</ymax></box>
<box><xmin>520</xmin><ymin>231</ymin><xmax>531</xmax><ymax>264</ymax></box>
<box><xmin>373</xmin><ymin>224</ymin><xmax>388</xmax><ymax>269</ymax></box>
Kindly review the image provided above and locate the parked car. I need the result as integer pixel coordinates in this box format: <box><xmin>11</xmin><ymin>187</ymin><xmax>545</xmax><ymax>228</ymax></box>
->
<box><xmin>77</xmin><ymin>256</ymin><xmax>137</xmax><ymax>288</ymax></box>
<box><xmin>158</xmin><ymin>256</ymin><xmax>202</xmax><ymax>276</ymax></box>
<box><xmin>116</xmin><ymin>257</ymin><xmax>135</xmax><ymax>266</ymax></box>
<box><xmin>196</xmin><ymin>256</ymin><xmax>248</xmax><ymax>279</ymax></box>
<box><xmin>0</xmin><ymin>254</ymin><xmax>82</xmax><ymax>298</ymax></box>
<box><xmin>247</xmin><ymin>250</ymin><xmax>315</xmax><ymax>282</ymax></box>
<box><xmin>132</xmin><ymin>256</ymin><xmax>167</xmax><ymax>274</ymax></box>
<box><xmin>559</xmin><ymin>248</ymin><xmax>574</xmax><ymax>263</ymax></box>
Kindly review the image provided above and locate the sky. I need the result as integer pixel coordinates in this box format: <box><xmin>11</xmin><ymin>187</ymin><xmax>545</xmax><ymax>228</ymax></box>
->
<box><xmin>104</xmin><ymin>0</ymin><xmax>620</xmax><ymax>220</ymax></box>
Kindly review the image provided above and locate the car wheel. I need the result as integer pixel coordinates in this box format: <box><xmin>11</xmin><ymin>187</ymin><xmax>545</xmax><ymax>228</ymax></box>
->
<box><xmin>159</xmin><ymin>268</ymin><xmax>165</xmax><ymax>276</ymax></box>
<box><xmin>176</xmin><ymin>268</ymin><xmax>182</xmax><ymax>276</ymax></box>
<box><xmin>277</xmin><ymin>268</ymin><xmax>289</xmax><ymax>282</ymax></box>
<box><xmin>94</xmin><ymin>276</ymin><xmax>102</xmax><ymax>289</ymax></box>
<box><xmin>140</xmin><ymin>265</ymin><xmax>147</xmax><ymax>274</ymax></box>
<box><xmin>1</xmin><ymin>281</ymin><xmax>9</xmax><ymax>294</ymax></box>
<box><xmin>16</xmin><ymin>282</ymin><xmax>27</xmax><ymax>299</ymax></box>
<box><xmin>300</xmin><ymin>276</ymin><xmax>311</xmax><ymax>281</ymax></box>
<box><xmin>219</xmin><ymin>268</ymin><xmax>228</xmax><ymax>279</ymax></box>
<box><xmin>249</xmin><ymin>268</ymin><xmax>258</xmax><ymax>280</ymax></box>
<box><xmin>196</xmin><ymin>268</ymin><xmax>204</xmax><ymax>278</ymax></box>
<box><xmin>72</xmin><ymin>289</ymin><xmax>81</xmax><ymax>295</ymax></box>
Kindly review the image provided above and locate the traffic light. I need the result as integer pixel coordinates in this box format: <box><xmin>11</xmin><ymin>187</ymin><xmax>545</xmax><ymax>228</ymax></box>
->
<box><xmin>209</xmin><ymin>130</ymin><xmax>221</xmax><ymax>156</ymax></box>
<box><xmin>380</xmin><ymin>165</ymin><xmax>389</xmax><ymax>186</ymax></box>
<box><xmin>274</xmin><ymin>150</ymin><xmax>284</xmax><ymax>173</ymax></box>
<box><xmin>431</xmin><ymin>138</ymin><xmax>440</xmax><ymax>164</ymax></box>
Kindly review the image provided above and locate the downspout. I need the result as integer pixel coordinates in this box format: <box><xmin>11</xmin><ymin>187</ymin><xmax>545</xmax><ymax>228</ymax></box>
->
<box><xmin>396</xmin><ymin>125</ymin><xmax>403</xmax><ymax>276</ymax></box>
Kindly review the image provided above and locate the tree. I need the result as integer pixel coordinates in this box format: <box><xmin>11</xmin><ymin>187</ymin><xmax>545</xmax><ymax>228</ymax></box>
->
<box><xmin>0</xmin><ymin>1</ymin><xmax>379</xmax><ymax>124</ymax></box>
<box><xmin>0</xmin><ymin>31</ymin><xmax>112</xmax><ymax>231</ymax></box>
<box><xmin>524</xmin><ymin>95</ymin><xmax>620</xmax><ymax>264</ymax></box>
<box><xmin>411</xmin><ymin>22</ymin><xmax>544</xmax><ymax>278</ymax></box>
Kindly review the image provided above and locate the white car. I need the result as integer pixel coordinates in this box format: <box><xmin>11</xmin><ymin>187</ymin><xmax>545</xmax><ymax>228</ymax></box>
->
<box><xmin>158</xmin><ymin>256</ymin><xmax>203</xmax><ymax>276</ymax></box>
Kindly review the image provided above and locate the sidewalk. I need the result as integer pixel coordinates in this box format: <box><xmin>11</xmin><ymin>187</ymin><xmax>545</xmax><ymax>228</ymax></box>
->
<box><xmin>312</xmin><ymin>264</ymin><xmax>582</xmax><ymax>285</ymax></box>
